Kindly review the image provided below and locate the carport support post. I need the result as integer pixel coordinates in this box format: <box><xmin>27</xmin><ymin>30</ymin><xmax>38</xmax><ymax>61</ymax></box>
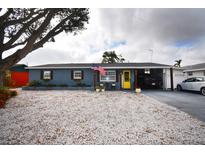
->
<box><xmin>170</xmin><ymin>67</ymin><xmax>174</xmax><ymax>91</ymax></box>
<box><xmin>134</xmin><ymin>69</ymin><xmax>138</xmax><ymax>89</ymax></box>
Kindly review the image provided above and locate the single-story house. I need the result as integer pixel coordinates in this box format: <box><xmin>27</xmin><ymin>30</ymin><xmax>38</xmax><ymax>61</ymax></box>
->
<box><xmin>26</xmin><ymin>62</ymin><xmax>185</xmax><ymax>90</ymax></box>
<box><xmin>183</xmin><ymin>63</ymin><xmax>205</xmax><ymax>78</ymax></box>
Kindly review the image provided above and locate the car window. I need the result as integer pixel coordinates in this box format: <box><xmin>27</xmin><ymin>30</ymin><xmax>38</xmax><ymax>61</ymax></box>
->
<box><xmin>185</xmin><ymin>78</ymin><xmax>195</xmax><ymax>82</ymax></box>
<box><xmin>195</xmin><ymin>77</ymin><xmax>204</xmax><ymax>82</ymax></box>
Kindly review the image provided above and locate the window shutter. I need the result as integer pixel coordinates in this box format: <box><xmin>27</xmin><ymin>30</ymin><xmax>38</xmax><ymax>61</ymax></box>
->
<box><xmin>71</xmin><ymin>70</ymin><xmax>73</xmax><ymax>80</ymax></box>
<box><xmin>116</xmin><ymin>70</ymin><xmax>118</xmax><ymax>82</ymax></box>
<box><xmin>81</xmin><ymin>70</ymin><xmax>84</xmax><ymax>80</ymax></box>
<box><xmin>97</xmin><ymin>71</ymin><xmax>100</xmax><ymax>82</ymax></box>
<box><xmin>41</xmin><ymin>70</ymin><xmax>44</xmax><ymax>79</ymax></box>
<box><xmin>50</xmin><ymin>70</ymin><xmax>53</xmax><ymax>80</ymax></box>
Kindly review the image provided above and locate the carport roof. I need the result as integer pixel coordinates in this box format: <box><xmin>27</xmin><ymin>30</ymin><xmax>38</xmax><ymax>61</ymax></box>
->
<box><xmin>26</xmin><ymin>62</ymin><xmax>171</xmax><ymax>69</ymax></box>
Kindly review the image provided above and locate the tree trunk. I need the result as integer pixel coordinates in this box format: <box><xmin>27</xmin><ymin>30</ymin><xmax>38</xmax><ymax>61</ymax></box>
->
<box><xmin>0</xmin><ymin>70</ymin><xmax>4</xmax><ymax>87</ymax></box>
<box><xmin>0</xmin><ymin>62</ymin><xmax>7</xmax><ymax>86</ymax></box>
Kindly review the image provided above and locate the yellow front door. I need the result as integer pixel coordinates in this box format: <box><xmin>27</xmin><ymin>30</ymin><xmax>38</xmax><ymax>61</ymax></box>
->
<box><xmin>123</xmin><ymin>70</ymin><xmax>131</xmax><ymax>89</ymax></box>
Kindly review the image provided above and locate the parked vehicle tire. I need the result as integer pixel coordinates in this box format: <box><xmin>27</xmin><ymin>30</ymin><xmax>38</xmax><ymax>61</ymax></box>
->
<box><xmin>177</xmin><ymin>85</ymin><xmax>182</xmax><ymax>91</ymax></box>
<box><xmin>201</xmin><ymin>87</ymin><xmax>205</xmax><ymax>96</ymax></box>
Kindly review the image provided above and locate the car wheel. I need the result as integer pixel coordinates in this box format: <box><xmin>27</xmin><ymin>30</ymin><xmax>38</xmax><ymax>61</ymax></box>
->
<box><xmin>201</xmin><ymin>87</ymin><xmax>205</xmax><ymax>96</ymax></box>
<box><xmin>177</xmin><ymin>85</ymin><xmax>182</xmax><ymax>91</ymax></box>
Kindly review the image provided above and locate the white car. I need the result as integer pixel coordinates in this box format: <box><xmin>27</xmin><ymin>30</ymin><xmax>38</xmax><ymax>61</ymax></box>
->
<box><xmin>177</xmin><ymin>76</ymin><xmax>205</xmax><ymax>96</ymax></box>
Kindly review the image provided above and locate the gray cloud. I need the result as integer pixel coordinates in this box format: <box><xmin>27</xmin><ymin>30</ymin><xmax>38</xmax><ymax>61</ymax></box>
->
<box><xmin>99</xmin><ymin>8</ymin><xmax>205</xmax><ymax>43</ymax></box>
<box><xmin>97</xmin><ymin>8</ymin><xmax>205</xmax><ymax>65</ymax></box>
<box><xmin>17</xmin><ymin>9</ymin><xmax>205</xmax><ymax>66</ymax></box>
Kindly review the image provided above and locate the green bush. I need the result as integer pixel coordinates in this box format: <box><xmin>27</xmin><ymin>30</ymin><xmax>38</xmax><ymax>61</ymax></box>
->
<box><xmin>28</xmin><ymin>82</ymin><xmax>69</xmax><ymax>87</ymax></box>
<box><xmin>46</xmin><ymin>84</ymin><xmax>57</xmax><ymax>87</ymax></box>
<box><xmin>0</xmin><ymin>87</ymin><xmax>18</xmax><ymax>108</ymax></box>
<box><xmin>75</xmin><ymin>83</ymin><xmax>90</xmax><ymax>87</ymax></box>
<box><xmin>59</xmin><ymin>84</ymin><xmax>68</xmax><ymax>87</ymax></box>
<box><xmin>9</xmin><ymin>90</ymin><xmax>18</xmax><ymax>97</ymax></box>
<box><xmin>96</xmin><ymin>83</ymin><xmax>105</xmax><ymax>90</ymax></box>
<box><xmin>29</xmin><ymin>80</ymin><xmax>42</xmax><ymax>87</ymax></box>
<box><xmin>0</xmin><ymin>86</ymin><xmax>9</xmax><ymax>95</ymax></box>
<box><xmin>0</xmin><ymin>86</ymin><xmax>8</xmax><ymax>91</ymax></box>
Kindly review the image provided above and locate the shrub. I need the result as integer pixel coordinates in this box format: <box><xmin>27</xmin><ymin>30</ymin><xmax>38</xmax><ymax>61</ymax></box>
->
<box><xmin>95</xmin><ymin>85</ymin><xmax>101</xmax><ymax>89</ymax></box>
<box><xmin>46</xmin><ymin>84</ymin><xmax>57</xmax><ymax>87</ymax></box>
<box><xmin>0</xmin><ymin>93</ymin><xmax>10</xmax><ymax>101</ymax></box>
<box><xmin>0</xmin><ymin>86</ymin><xmax>10</xmax><ymax>95</ymax></box>
<box><xmin>0</xmin><ymin>100</ymin><xmax>5</xmax><ymax>108</ymax></box>
<box><xmin>77</xmin><ymin>83</ymin><xmax>85</xmax><ymax>87</ymax></box>
<box><xmin>59</xmin><ymin>84</ymin><xmax>68</xmax><ymax>87</ymax></box>
<box><xmin>29</xmin><ymin>80</ymin><xmax>42</xmax><ymax>87</ymax></box>
<box><xmin>0</xmin><ymin>86</ymin><xmax>8</xmax><ymax>91</ymax></box>
<box><xmin>0</xmin><ymin>86</ymin><xmax>18</xmax><ymax>108</ymax></box>
<box><xmin>75</xmin><ymin>83</ymin><xmax>90</xmax><ymax>87</ymax></box>
<box><xmin>10</xmin><ymin>90</ymin><xmax>18</xmax><ymax>97</ymax></box>
<box><xmin>96</xmin><ymin>83</ymin><xmax>105</xmax><ymax>89</ymax></box>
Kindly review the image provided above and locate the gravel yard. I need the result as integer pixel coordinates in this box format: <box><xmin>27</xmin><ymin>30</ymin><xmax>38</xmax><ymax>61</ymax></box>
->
<box><xmin>0</xmin><ymin>90</ymin><xmax>205</xmax><ymax>144</ymax></box>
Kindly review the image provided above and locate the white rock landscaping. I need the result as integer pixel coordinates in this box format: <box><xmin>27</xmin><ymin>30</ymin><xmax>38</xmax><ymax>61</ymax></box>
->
<box><xmin>0</xmin><ymin>90</ymin><xmax>205</xmax><ymax>144</ymax></box>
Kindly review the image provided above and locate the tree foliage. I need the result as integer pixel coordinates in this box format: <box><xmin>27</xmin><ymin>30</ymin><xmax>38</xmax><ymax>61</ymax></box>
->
<box><xmin>0</xmin><ymin>8</ymin><xmax>89</xmax><ymax>85</ymax></box>
<box><xmin>0</xmin><ymin>8</ymin><xmax>89</xmax><ymax>68</ymax></box>
<box><xmin>174</xmin><ymin>59</ymin><xmax>182</xmax><ymax>67</ymax></box>
<box><xmin>101</xmin><ymin>51</ymin><xmax>125</xmax><ymax>63</ymax></box>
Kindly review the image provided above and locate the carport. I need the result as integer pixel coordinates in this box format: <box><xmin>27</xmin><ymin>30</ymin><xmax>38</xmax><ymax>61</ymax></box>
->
<box><xmin>137</xmin><ymin>68</ymin><xmax>164</xmax><ymax>89</ymax></box>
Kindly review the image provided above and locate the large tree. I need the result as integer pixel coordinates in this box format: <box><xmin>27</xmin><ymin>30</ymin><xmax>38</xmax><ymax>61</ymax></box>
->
<box><xmin>101</xmin><ymin>51</ymin><xmax>125</xmax><ymax>63</ymax></box>
<box><xmin>0</xmin><ymin>8</ymin><xmax>89</xmax><ymax>85</ymax></box>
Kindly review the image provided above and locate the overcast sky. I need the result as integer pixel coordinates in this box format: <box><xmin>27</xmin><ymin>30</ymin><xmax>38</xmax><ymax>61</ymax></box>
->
<box><xmin>14</xmin><ymin>8</ymin><xmax>205</xmax><ymax>66</ymax></box>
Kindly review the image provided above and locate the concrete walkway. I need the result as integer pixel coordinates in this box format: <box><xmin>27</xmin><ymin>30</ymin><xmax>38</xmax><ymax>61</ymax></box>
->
<box><xmin>143</xmin><ymin>90</ymin><xmax>205</xmax><ymax>122</ymax></box>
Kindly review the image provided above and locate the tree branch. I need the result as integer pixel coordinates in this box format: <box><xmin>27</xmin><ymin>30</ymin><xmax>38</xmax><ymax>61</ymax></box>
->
<box><xmin>4</xmin><ymin>9</ymin><xmax>36</xmax><ymax>27</ymax></box>
<box><xmin>3</xmin><ymin>9</ymin><xmax>50</xmax><ymax>51</ymax></box>
<box><xmin>31</xmin><ymin>15</ymin><xmax>73</xmax><ymax>51</ymax></box>
<box><xmin>0</xmin><ymin>9</ymin><xmax>14</xmax><ymax>50</ymax></box>
<box><xmin>32</xmin><ymin>28</ymin><xmax>64</xmax><ymax>51</ymax></box>
<box><xmin>0</xmin><ymin>9</ymin><xmax>13</xmax><ymax>22</ymax></box>
<box><xmin>1</xmin><ymin>10</ymin><xmax>55</xmax><ymax>69</ymax></box>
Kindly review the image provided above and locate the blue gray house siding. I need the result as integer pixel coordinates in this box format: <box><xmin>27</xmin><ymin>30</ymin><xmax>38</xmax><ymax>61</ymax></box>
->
<box><xmin>130</xmin><ymin>69</ymin><xmax>135</xmax><ymax>90</ymax></box>
<box><xmin>29</xmin><ymin>68</ymin><xmax>136</xmax><ymax>90</ymax></box>
<box><xmin>29</xmin><ymin>68</ymin><xmax>94</xmax><ymax>86</ymax></box>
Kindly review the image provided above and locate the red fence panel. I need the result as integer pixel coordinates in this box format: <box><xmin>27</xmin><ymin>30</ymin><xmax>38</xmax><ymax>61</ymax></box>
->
<box><xmin>10</xmin><ymin>71</ymin><xmax>29</xmax><ymax>87</ymax></box>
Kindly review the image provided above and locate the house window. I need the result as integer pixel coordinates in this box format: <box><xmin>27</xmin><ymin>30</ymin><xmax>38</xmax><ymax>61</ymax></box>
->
<box><xmin>43</xmin><ymin>71</ymin><xmax>52</xmax><ymax>80</ymax></box>
<box><xmin>124</xmin><ymin>72</ymin><xmax>129</xmax><ymax>81</ymax></box>
<box><xmin>188</xmin><ymin>72</ymin><xmax>193</xmax><ymax>76</ymax></box>
<box><xmin>145</xmin><ymin>68</ymin><xmax>150</xmax><ymax>74</ymax></box>
<box><xmin>100</xmin><ymin>70</ymin><xmax>116</xmax><ymax>82</ymax></box>
<box><xmin>73</xmin><ymin>70</ymin><xmax>82</xmax><ymax>80</ymax></box>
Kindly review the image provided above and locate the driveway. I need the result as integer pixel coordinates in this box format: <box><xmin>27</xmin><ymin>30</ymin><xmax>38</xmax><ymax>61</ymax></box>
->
<box><xmin>0</xmin><ymin>90</ymin><xmax>205</xmax><ymax>144</ymax></box>
<box><xmin>143</xmin><ymin>90</ymin><xmax>205</xmax><ymax>122</ymax></box>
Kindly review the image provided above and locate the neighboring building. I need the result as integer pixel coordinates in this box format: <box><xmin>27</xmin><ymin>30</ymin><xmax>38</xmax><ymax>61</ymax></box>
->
<box><xmin>9</xmin><ymin>64</ymin><xmax>29</xmax><ymax>87</ymax></box>
<box><xmin>183</xmin><ymin>63</ymin><xmax>205</xmax><ymax>78</ymax></box>
<box><xmin>27</xmin><ymin>62</ymin><xmax>184</xmax><ymax>90</ymax></box>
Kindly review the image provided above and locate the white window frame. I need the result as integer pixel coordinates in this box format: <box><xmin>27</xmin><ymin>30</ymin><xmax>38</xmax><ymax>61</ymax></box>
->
<box><xmin>100</xmin><ymin>70</ymin><xmax>116</xmax><ymax>82</ymax></box>
<box><xmin>145</xmin><ymin>68</ymin><xmax>150</xmax><ymax>74</ymax></box>
<box><xmin>73</xmin><ymin>70</ymin><xmax>82</xmax><ymax>80</ymax></box>
<box><xmin>43</xmin><ymin>70</ymin><xmax>51</xmax><ymax>80</ymax></box>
